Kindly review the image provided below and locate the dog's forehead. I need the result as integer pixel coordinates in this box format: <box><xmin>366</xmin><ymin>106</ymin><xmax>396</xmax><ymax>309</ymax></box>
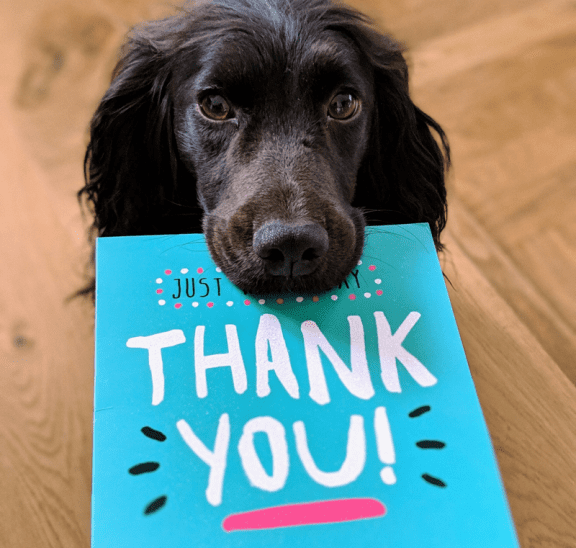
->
<box><xmin>194</xmin><ymin>28</ymin><xmax>369</xmax><ymax>96</ymax></box>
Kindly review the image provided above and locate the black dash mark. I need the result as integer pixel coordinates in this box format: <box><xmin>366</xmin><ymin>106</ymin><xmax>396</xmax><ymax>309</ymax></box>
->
<box><xmin>129</xmin><ymin>462</ymin><xmax>160</xmax><ymax>475</ymax></box>
<box><xmin>144</xmin><ymin>495</ymin><xmax>167</xmax><ymax>515</ymax></box>
<box><xmin>409</xmin><ymin>405</ymin><xmax>431</xmax><ymax>418</ymax></box>
<box><xmin>141</xmin><ymin>426</ymin><xmax>167</xmax><ymax>442</ymax></box>
<box><xmin>416</xmin><ymin>440</ymin><xmax>446</xmax><ymax>449</ymax></box>
<box><xmin>136</xmin><ymin>428</ymin><xmax>168</xmax><ymax>515</ymax></box>
<box><xmin>422</xmin><ymin>474</ymin><xmax>447</xmax><ymax>488</ymax></box>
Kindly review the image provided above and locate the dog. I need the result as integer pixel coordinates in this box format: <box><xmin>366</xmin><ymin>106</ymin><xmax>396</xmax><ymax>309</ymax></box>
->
<box><xmin>79</xmin><ymin>0</ymin><xmax>449</xmax><ymax>296</ymax></box>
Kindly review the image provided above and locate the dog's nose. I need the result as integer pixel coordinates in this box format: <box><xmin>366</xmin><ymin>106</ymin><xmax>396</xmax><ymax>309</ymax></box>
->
<box><xmin>253</xmin><ymin>221</ymin><xmax>329</xmax><ymax>277</ymax></box>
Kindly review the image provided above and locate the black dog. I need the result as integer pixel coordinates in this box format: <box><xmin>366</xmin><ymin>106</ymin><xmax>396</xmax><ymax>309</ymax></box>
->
<box><xmin>79</xmin><ymin>0</ymin><xmax>449</xmax><ymax>295</ymax></box>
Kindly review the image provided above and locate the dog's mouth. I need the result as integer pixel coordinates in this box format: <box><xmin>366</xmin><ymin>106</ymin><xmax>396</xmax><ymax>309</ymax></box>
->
<box><xmin>204</xmin><ymin>211</ymin><xmax>366</xmax><ymax>296</ymax></box>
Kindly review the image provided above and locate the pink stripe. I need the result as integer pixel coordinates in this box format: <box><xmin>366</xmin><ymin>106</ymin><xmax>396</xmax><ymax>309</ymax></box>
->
<box><xmin>222</xmin><ymin>498</ymin><xmax>386</xmax><ymax>532</ymax></box>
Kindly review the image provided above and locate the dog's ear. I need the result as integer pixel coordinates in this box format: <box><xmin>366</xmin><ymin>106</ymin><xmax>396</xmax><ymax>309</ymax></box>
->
<box><xmin>79</xmin><ymin>19</ymin><xmax>200</xmax><ymax>238</ymax></box>
<box><xmin>352</xmin><ymin>35</ymin><xmax>450</xmax><ymax>250</ymax></box>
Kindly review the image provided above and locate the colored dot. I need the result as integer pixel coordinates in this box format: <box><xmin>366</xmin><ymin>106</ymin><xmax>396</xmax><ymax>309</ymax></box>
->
<box><xmin>375</xmin><ymin>278</ymin><xmax>382</xmax><ymax>285</ymax></box>
<box><xmin>358</xmin><ymin>260</ymin><xmax>363</xmax><ymax>265</ymax></box>
<box><xmin>207</xmin><ymin>302</ymin><xmax>214</xmax><ymax>308</ymax></box>
<box><xmin>368</xmin><ymin>265</ymin><xmax>376</xmax><ymax>271</ymax></box>
<box><xmin>158</xmin><ymin>300</ymin><xmax>166</xmax><ymax>306</ymax></box>
<box><xmin>296</xmin><ymin>296</ymin><xmax>304</xmax><ymax>303</ymax></box>
<box><xmin>156</xmin><ymin>289</ymin><xmax>163</xmax><ymax>294</ymax></box>
<box><xmin>192</xmin><ymin>302</ymin><xmax>199</xmax><ymax>307</ymax></box>
<box><xmin>216</xmin><ymin>267</ymin><xmax>222</xmax><ymax>273</ymax></box>
<box><xmin>276</xmin><ymin>298</ymin><xmax>284</xmax><ymax>305</ymax></box>
<box><xmin>165</xmin><ymin>269</ymin><xmax>172</xmax><ymax>275</ymax></box>
<box><xmin>331</xmin><ymin>295</ymin><xmax>338</xmax><ymax>301</ymax></box>
<box><xmin>197</xmin><ymin>267</ymin><xmax>204</xmax><ymax>274</ymax></box>
<box><xmin>349</xmin><ymin>294</ymin><xmax>356</xmax><ymax>300</ymax></box>
<box><xmin>376</xmin><ymin>290</ymin><xmax>383</xmax><ymax>296</ymax></box>
<box><xmin>364</xmin><ymin>292</ymin><xmax>371</xmax><ymax>298</ymax></box>
<box><xmin>244</xmin><ymin>299</ymin><xmax>251</xmax><ymax>306</ymax></box>
<box><xmin>258</xmin><ymin>299</ymin><xmax>266</xmax><ymax>304</ymax></box>
<box><xmin>175</xmin><ymin>303</ymin><xmax>182</xmax><ymax>309</ymax></box>
<box><xmin>226</xmin><ymin>301</ymin><xmax>234</xmax><ymax>307</ymax></box>
<box><xmin>156</xmin><ymin>278</ymin><xmax>163</xmax><ymax>284</ymax></box>
<box><xmin>181</xmin><ymin>268</ymin><xmax>189</xmax><ymax>274</ymax></box>
<box><xmin>312</xmin><ymin>296</ymin><xmax>319</xmax><ymax>302</ymax></box>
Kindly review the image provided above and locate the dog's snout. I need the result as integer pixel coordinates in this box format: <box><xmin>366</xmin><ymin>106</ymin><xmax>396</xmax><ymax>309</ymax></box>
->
<box><xmin>253</xmin><ymin>221</ymin><xmax>329</xmax><ymax>277</ymax></box>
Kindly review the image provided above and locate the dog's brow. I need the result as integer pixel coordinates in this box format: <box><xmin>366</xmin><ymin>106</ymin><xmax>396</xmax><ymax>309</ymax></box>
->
<box><xmin>197</xmin><ymin>39</ymin><xmax>280</xmax><ymax>92</ymax></box>
<box><xmin>300</xmin><ymin>40</ymin><xmax>367</xmax><ymax>95</ymax></box>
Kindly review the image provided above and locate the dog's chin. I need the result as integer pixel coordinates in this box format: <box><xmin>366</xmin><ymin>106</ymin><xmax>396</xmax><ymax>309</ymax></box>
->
<box><xmin>220</xmin><ymin>263</ymin><xmax>359</xmax><ymax>296</ymax></box>
<box><xmin>210</xmin><ymin>241</ymin><xmax>365</xmax><ymax>296</ymax></box>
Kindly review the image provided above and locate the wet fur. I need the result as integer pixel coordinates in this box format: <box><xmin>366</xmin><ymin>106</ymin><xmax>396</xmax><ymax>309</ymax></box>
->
<box><xmin>79</xmin><ymin>0</ymin><xmax>449</xmax><ymax>295</ymax></box>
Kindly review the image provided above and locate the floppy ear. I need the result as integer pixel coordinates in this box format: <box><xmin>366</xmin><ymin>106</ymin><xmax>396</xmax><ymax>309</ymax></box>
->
<box><xmin>79</xmin><ymin>19</ymin><xmax>201</xmax><ymax>239</ymax></box>
<box><xmin>352</xmin><ymin>37</ymin><xmax>450</xmax><ymax>250</ymax></box>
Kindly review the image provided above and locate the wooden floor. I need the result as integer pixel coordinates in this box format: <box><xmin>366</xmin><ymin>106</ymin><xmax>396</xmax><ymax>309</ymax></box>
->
<box><xmin>0</xmin><ymin>0</ymin><xmax>575</xmax><ymax>546</ymax></box>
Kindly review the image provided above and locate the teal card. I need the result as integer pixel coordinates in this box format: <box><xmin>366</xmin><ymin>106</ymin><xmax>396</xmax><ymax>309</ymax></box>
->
<box><xmin>92</xmin><ymin>224</ymin><xmax>519</xmax><ymax>547</ymax></box>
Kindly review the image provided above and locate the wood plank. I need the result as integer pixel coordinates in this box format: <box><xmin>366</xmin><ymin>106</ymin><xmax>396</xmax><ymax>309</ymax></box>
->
<box><xmin>5</xmin><ymin>0</ymin><xmax>122</xmax><ymax>246</ymax></box>
<box><xmin>349</xmin><ymin>0</ymin><xmax>540</xmax><ymax>46</ymax></box>
<box><xmin>414</xmin><ymin>31</ymin><xmax>576</xmax><ymax>216</ymax></box>
<box><xmin>412</xmin><ymin>11</ymin><xmax>576</xmax><ymax>215</ymax></box>
<box><xmin>442</xmin><ymin>231</ymin><xmax>576</xmax><ymax>547</ymax></box>
<box><xmin>512</xmin><ymin>229</ymin><xmax>576</xmax><ymax>325</ymax></box>
<box><xmin>3</xmin><ymin>0</ymin><xmax>174</xmax><ymax>246</ymax></box>
<box><xmin>409</xmin><ymin>0</ymin><xmax>576</xmax><ymax>87</ymax></box>
<box><xmin>0</xmin><ymin>116</ymin><xmax>94</xmax><ymax>547</ymax></box>
<box><xmin>471</xmin><ymin>154</ymin><xmax>576</xmax><ymax>240</ymax></box>
<box><xmin>446</xmin><ymin>198</ymin><xmax>576</xmax><ymax>385</ymax></box>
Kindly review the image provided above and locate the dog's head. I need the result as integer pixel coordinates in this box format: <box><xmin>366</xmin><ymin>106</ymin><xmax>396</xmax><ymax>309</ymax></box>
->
<box><xmin>80</xmin><ymin>0</ymin><xmax>449</xmax><ymax>295</ymax></box>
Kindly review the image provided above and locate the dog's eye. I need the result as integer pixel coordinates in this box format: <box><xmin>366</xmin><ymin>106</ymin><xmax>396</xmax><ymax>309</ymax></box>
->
<box><xmin>199</xmin><ymin>94</ymin><xmax>232</xmax><ymax>121</ymax></box>
<box><xmin>328</xmin><ymin>93</ymin><xmax>359</xmax><ymax>120</ymax></box>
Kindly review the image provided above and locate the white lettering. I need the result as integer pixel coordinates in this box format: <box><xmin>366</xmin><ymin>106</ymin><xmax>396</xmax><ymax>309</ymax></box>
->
<box><xmin>374</xmin><ymin>311</ymin><xmax>437</xmax><ymax>393</ymax></box>
<box><xmin>238</xmin><ymin>416</ymin><xmax>289</xmax><ymax>492</ymax></box>
<box><xmin>126</xmin><ymin>329</ymin><xmax>186</xmax><ymax>405</ymax></box>
<box><xmin>301</xmin><ymin>316</ymin><xmax>374</xmax><ymax>405</ymax></box>
<box><xmin>293</xmin><ymin>415</ymin><xmax>366</xmax><ymax>487</ymax></box>
<box><xmin>374</xmin><ymin>406</ymin><xmax>397</xmax><ymax>485</ymax></box>
<box><xmin>176</xmin><ymin>414</ymin><xmax>230</xmax><ymax>506</ymax></box>
<box><xmin>194</xmin><ymin>325</ymin><xmax>247</xmax><ymax>398</ymax></box>
<box><xmin>255</xmin><ymin>314</ymin><xmax>299</xmax><ymax>399</ymax></box>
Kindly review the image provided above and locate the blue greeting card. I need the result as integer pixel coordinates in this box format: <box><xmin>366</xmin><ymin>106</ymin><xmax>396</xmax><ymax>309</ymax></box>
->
<box><xmin>92</xmin><ymin>224</ymin><xmax>519</xmax><ymax>547</ymax></box>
